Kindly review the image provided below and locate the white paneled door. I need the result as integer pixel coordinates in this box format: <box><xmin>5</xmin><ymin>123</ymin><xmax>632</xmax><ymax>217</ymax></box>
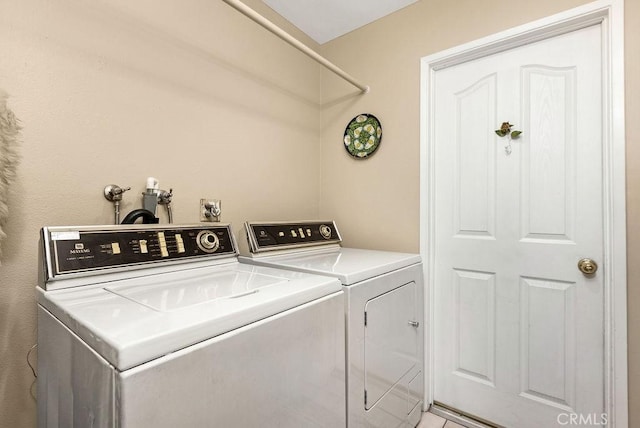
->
<box><xmin>433</xmin><ymin>24</ymin><xmax>604</xmax><ymax>427</ymax></box>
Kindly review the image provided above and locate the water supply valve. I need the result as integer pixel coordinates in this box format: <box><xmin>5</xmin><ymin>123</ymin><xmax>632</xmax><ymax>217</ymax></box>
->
<box><xmin>104</xmin><ymin>184</ymin><xmax>131</xmax><ymax>224</ymax></box>
<box><xmin>200</xmin><ymin>199</ymin><xmax>222</xmax><ymax>222</ymax></box>
<box><xmin>158</xmin><ymin>188</ymin><xmax>174</xmax><ymax>224</ymax></box>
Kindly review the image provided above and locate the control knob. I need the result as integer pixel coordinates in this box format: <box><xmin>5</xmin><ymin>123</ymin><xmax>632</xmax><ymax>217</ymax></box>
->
<box><xmin>197</xmin><ymin>230</ymin><xmax>220</xmax><ymax>253</ymax></box>
<box><xmin>319</xmin><ymin>224</ymin><xmax>332</xmax><ymax>239</ymax></box>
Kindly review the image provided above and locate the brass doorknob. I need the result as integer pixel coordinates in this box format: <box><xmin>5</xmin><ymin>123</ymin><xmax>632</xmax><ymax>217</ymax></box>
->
<box><xmin>578</xmin><ymin>258</ymin><xmax>598</xmax><ymax>275</ymax></box>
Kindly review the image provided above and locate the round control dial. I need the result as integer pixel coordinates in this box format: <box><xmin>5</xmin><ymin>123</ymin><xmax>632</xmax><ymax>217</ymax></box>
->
<box><xmin>196</xmin><ymin>230</ymin><xmax>220</xmax><ymax>253</ymax></box>
<box><xmin>319</xmin><ymin>224</ymin><xmax>332</xmax><ymax>239</ymax></box>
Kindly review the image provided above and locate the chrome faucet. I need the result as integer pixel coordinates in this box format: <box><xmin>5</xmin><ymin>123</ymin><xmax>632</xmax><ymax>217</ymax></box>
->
<box><xmin>103</xmin><ymin>184</ymin><xmax>131</xmax><ymax>224</ymax></box>
<box><xmin>158</xmin><ymin>188</ymin><xmax>174</xmax><ymax>224</ymax></box>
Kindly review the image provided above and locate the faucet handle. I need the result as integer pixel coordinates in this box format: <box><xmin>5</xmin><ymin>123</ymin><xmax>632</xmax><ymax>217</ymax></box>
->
<box><xmin>104</xmin><ymin>184</ymin><xmax>130</xmax><ymax>202</ymax></box>
<box><xmin>158</xmin><ymin>188</ymin><xmax>173</xmax><ymax>205</ymax></box>
<box><xmin>204</xmin><ymin>200</ymin><xmax>222</xmax><ymax>217</ymax></box>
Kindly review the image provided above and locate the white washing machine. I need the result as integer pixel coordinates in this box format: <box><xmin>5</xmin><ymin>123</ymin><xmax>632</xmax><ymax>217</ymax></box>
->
<box><xmin>37</xmin><ymin>223</ymin><xmax>345</xmax><ymax>428</ymax></box>
<box><xmin>240</xmin><ymin>221</ymin><xmax>424</xmax><ymax>428</ymax></box>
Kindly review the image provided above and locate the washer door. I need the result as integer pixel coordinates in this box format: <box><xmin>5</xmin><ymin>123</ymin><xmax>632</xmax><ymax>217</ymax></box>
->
<box><xmin>364</xmin><ymin>281</ymin><xmax>419</xmax><ymax>410</ymax></box>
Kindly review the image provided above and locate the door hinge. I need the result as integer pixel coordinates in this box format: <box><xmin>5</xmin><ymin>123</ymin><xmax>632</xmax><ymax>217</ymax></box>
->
<box><xmin>364</xmin><ymin>311</ymin><xmax>367</xmax><ymax>326</ymax></box>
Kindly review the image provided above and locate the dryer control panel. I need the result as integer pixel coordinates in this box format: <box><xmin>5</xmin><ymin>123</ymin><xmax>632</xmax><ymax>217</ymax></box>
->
<box><xmin>41</xmin><ymin>224</ymin><xmax>237</xmax><ymax>283</ymax></box>
<box><xmin>245</xmin><ymin>221</ymin><xmax>341</xmax><ymax>253</ymax></box>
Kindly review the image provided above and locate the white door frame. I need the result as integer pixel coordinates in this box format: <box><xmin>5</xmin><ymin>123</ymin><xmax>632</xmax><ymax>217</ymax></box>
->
<box><xmin>419</xmin><ymin>0</ymin><xmax>627</xmax><ymax>426</ymax></box>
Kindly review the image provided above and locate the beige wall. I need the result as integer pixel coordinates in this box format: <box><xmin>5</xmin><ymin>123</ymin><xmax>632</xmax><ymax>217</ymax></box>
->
<box><xmin>625</xmin><ymin>0</ymin><xmax>640</xmax><ymax>425</ymax></box>
<box><xmin>2</xmin><ymin>0</ymin><xmax>638</xmax><ymax>426</ymax></box>
<box><xmin>0</xmin><ymin>0</ymin><xmax>323</xmax><ymax>426</ymax></box>
<box><xmin>319</xmin><ymin>0</ymin><xmax>639</xmax><ymax>425</ymax></box>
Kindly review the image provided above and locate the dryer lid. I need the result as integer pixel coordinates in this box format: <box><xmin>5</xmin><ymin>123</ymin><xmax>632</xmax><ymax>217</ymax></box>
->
<box><xmin>240</xmin><ymin>247</ymin><xmax>421</xmax><ymax>285</ymax></box>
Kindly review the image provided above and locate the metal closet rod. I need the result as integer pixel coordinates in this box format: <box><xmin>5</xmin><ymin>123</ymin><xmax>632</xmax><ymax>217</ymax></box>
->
<box><xmin>221</xmin><ymin>0</ymin><xmax>370</xmax><ymax>94</ymax></box>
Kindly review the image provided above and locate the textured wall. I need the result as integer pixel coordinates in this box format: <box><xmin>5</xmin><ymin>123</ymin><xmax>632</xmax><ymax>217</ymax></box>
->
<box><xmin>319</xmin><ymin>0</ymin><xmax>638</xmax><ymax>424</ymax></box>
<box><xmin>0</xmin><ymin>0</ymin><xmax>322</xmax><ymax>426</ymax></box>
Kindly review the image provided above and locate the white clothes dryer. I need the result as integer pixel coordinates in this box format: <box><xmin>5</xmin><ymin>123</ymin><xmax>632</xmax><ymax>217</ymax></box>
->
<box><xmin>37</xmin><ymin>224</ymin><xmax>345</xmax><ymax>428</ymax></box>
<box><xmin>240</xmin><ymin>221</ymin><xmax>424</xmax><ymax>428</ymax></box>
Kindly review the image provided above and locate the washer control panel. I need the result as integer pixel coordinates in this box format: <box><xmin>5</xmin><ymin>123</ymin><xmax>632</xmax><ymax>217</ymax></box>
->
<box><xmin>42</xmin><ymin>224</ymin><xmax>237</xmax><ymax>278</ymax></box>
<box><xmin>245</xmin><ymin>221</ymin><xmax>341</xmax><ymax>253</ymax></box>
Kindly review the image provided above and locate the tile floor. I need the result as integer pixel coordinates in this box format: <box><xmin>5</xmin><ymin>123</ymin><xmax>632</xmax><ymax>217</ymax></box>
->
<box><xmin>417</xmin><ymin>411</ymin><xmax>466</xmax><ymax>428</ymax></box>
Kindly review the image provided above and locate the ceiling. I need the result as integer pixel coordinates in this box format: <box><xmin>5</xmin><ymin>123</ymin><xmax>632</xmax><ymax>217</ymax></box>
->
<box><xmin>261</xmin><ymin>0</ymin><xmax>419</xmax><ymax>45</ymax></box>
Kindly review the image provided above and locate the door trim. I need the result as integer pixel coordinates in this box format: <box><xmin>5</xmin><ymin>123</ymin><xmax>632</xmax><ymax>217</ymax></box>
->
<box><xmin>419</xmin><ymin>0</ymin><xmax>627</xmax><ymax>426</ymax></box>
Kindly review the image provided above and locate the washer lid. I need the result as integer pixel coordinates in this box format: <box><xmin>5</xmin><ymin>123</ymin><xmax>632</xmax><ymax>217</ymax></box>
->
<box><xmin>37</xmin><ymin>261</ymin><xmax>341</xmax><ymax>370</ymax></box>
<box><xmin>104</xmin><ymin>270</ymin><xmax>286</xmax><ymax>312</ymax></box>
<box><xmin>240</xmin><ymin>247</ymin><xmax>421</xmax><ymax>285</ymax></box>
